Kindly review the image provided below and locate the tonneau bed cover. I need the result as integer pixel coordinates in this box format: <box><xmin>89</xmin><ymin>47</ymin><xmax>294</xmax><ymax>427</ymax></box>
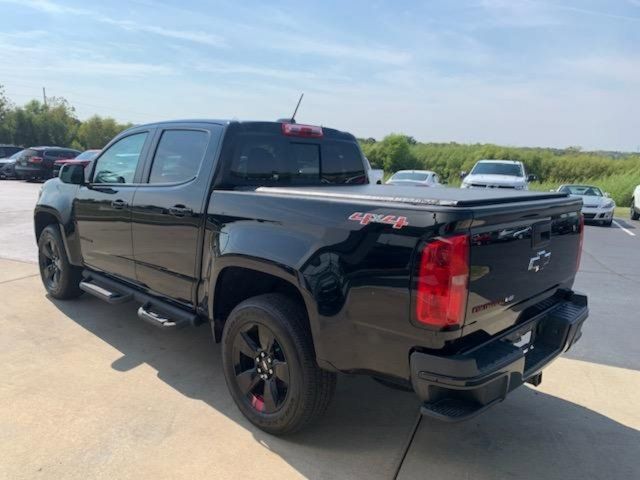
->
<box><xmin>256</xmin><ymin>184</ymin><xmax>572</xmax><ymax>207</ymax></box>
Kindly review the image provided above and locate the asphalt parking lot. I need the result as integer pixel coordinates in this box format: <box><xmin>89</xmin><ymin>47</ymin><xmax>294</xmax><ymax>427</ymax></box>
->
<box><xmin>1</xmin><ymin>180</ymin><xmax>638</xmax><ymax>480</ymax></box>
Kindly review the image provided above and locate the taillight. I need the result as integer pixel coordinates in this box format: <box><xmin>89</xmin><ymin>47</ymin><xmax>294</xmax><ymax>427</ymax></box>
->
<box><xmin>29</xmin><ymin>156</ymin><xmax>43</xmax><ymax>164</ymax></box>
<box><xmin>281</xmin><ymin>122</ymin><xmax>323</xmax><ymax>138</ymax></box>
<box><xmin>416</xmin><ymin>234</ymin><xmax>470</xmax><ymax>328</ymax></box>
<box><xmin>576</xmin><ymin>214</ymin><xmax>584</xmax><ymax>271</ymax></box>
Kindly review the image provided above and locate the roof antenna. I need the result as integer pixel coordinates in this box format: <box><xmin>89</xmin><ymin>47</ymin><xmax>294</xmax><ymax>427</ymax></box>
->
<box><xmin>290</xmin><ymin>93</ymin><xmax>304</xmax><ymax>123</ymax></box>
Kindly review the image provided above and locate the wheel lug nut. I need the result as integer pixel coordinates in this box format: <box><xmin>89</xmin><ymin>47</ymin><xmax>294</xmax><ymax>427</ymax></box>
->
<box><xmin>261</xmin><ymin>352</ymin><xmax>266</xmax><ymax>357</ymax></box>
<box><xmin>257</xmin><ymin>368</ymin><xmax>262</xmax><ymax>373</ymax></box>
<box><xmin>267</xmin><ymin>358</ymin><xmax>272</xmax><ymax>363</ymax></box>
<box><xmin>268</xmin><ymin>369</ymin><xmax>273</xmax><ymax>374</ymax></box>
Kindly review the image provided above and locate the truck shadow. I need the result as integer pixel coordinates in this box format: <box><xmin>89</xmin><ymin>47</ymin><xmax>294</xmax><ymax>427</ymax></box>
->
<box><xmin>51</xmin><ymin>296</ymin><xmax>639</xmax><ymax>480</ymax></box>
<box><xmin>400</xmin><ymin>387</ymin><xmax>640</xmax><ymax>480</ymax></box>
<box><xmin>50</xmin><ymin>295</ymin><xmax>420</xmax><ymax>479</ymax></box>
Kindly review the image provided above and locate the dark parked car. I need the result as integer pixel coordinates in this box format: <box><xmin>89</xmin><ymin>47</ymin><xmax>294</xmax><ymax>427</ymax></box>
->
<box><xmin>53</xmin><ymin>149</ymin><xmax>100</xmax><ymax>177</ymax></box>
<box><xmin>35</xmin><ymin>119</ymin><xmax>588</xmax><ymax>435</ymax></box>
<box><xmin>0</xmin><ymin>149</ymin><xmax>24</xmax><ymax>179</ymax></box>
<box><xmin>0</xmin><ymin>144</ymin><xmax>23</xmax><ymax>159</ymax></box>
<box><xmin>15</xmin><ymin>146</ymin><xmax>81</xmax><ymax>181</ymax></box>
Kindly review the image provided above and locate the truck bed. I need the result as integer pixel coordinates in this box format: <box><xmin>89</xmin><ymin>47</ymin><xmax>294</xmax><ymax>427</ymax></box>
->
<box><xmin>256</xmin><ymin>184</ymin><xmax>571</xmax><ymax>207</ymax></box>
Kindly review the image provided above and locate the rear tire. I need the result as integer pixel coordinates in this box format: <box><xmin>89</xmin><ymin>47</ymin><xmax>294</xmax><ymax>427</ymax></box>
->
<box><xmin>221</xmin><ymin>293</ymin><xmax>336</xmax><ymax>435</ymax></box>
<box><xmin>37</xmin><ymin>224</ymin><xmax>83</xmax><ymax>299</ymax></box>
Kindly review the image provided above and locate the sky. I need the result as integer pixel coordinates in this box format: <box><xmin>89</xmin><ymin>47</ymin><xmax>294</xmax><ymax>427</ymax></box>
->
<box><xmin>0</xmin><ymin>0</ymin><xmax>639</xmax><ymax>151</ymax></box>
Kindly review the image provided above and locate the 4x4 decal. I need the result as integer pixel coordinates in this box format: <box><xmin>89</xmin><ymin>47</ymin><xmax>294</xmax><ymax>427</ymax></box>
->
<box><xmin>348</xmin><ymin>212</ymin><xmax>409</xmax><ymax>229</ymax></box>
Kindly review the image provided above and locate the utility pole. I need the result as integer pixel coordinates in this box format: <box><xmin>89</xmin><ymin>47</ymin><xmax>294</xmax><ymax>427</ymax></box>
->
<box><xmin>42</xmin><ymin>87</ymin><xmax>47</xmax><ymax>107</ymax></box>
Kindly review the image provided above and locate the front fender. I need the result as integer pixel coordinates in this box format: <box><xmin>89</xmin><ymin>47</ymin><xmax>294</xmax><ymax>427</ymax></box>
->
<box><xmin>35</xmin><ymin>179</ymin><xmax>83</xmax><ymax>265</ymax></box>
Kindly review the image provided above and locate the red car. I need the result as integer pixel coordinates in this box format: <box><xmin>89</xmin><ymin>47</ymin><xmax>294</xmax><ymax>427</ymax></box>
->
<box><xmin>53</xmin><ymin>149</ymin><xmax>100</xmax><ymax>177</ymax></box>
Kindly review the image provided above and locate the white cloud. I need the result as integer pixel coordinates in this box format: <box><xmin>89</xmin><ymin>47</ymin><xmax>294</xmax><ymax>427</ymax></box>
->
<box><xmin>261</xmin><ymin>35</ymin><xmax>411</xmax><ymax>65</ymax></box>
<box><xmin>45</xmin><ymin>60</ymin><xmax>175</xmax><ymax>77</ymax></box>
<box><xmin>0</xmin><ymin>0</ymin><xmax>88</xmax><ymax>15</ymax></box>
<box><xmin>194</xmin><ymin>62</ymin><xmax>350</xmax><ymax>82</ymax></box>
<box><xmin>99</xmin><ymin>18</ymin><xmax>227</xmax><ymax>48</ymax></box>
<box><xmin>1</xmin><ymin>0</ymin><xmax>227</xmax><ymax>48</ymax></box>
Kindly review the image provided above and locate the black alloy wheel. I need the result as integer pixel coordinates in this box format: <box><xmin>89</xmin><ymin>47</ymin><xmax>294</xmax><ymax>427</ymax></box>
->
<box><xmin>232</xmin><ymin>322</ymin><xmax>290</xmax><ymax>414</ymax></box>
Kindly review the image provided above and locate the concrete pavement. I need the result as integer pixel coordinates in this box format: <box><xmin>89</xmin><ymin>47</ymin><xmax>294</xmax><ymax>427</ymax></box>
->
<box><xmin>0</xmin><ymin>180</ymin><xmax>39</xmax><ymax>263</ymax></box>
<box><xmin>0</xmin><ymin>258</ymin><xmax>419</xmax><ymax>480</ymax></box>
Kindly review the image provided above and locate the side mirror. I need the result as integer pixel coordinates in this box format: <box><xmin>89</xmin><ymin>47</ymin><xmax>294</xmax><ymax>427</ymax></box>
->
<box><xmin>604</xmin><ymin>192</ymin><xmax>610</xmax><ymax>198</ymax></box>
<box><xmin>441</xmin><ymin>178</ymin><xmax>448</xmax><ymax>185</ymax></box>
<box><xmin>460</xmin><ymin>171</ymin><xmax>468</xmax><ymax>179</ymax></box>
<box><xmin>59</xmin><ymin>163</ymin><xmax>86</xmax><ymax>185</ymax></box>
<box><xmin>527</xmin><ymin>174</ymin><xmax>537</xmax><ymax>182</ymax></box>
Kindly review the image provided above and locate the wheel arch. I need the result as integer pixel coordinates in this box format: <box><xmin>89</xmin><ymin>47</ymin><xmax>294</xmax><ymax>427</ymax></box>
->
<box><xmin>209</xmin><ymin>257</ymin><xmax>316</xmax><ymax>347</ymax></box>
<box><xmin>34</xmin><ymin>206</ymin><xmax>83</xmax><ymax>266</ymax></box>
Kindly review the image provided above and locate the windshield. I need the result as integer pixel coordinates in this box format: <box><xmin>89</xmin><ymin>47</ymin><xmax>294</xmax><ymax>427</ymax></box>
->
<box><xmin>391</xmin><ymin>171</ymin><xmax>430</xmax><ymax>181</ymax></box>
<box><xmin>76</xmin><ymin>150</ymin><xmax>100</xmax><ymax>160</ymax></box>
<box><xmin>559</xmin><ymin>185</ymin><xmax>603</xmax><ymax>197</ymax></box>
<box><xmin>471</xmin><ymin>162</ymin><xmax>523</xmax><ymax>177</ymax></box>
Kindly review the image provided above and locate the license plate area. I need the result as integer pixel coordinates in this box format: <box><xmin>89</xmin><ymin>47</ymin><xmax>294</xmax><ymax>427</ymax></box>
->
<box><xmin>505</xmin><ymin>324</ymin><xmax>536</xmax><ymax>353</ymax></box>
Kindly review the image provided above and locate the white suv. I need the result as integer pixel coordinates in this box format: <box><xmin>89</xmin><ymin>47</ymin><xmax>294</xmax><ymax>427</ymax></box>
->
<box><xmin>631</xmin><ymin>185</ymin><xmax>640</xmax><ymax>220</ymax></box>
<box><xmin>461</xmin><ymin>160</ymin><xmax>534</xmax><ymax>190</ymax></box>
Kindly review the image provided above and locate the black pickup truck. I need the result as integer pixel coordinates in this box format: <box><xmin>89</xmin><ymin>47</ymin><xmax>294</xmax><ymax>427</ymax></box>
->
<box><xmin>34</xmin><ymin>120</ymin><xmax>588</xmax><ymax>434</ymax></box>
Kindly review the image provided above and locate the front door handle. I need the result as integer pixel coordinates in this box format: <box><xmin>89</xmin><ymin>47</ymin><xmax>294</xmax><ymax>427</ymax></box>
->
<box><xmin>168</xmin><ymin>205</ymin><xmax>193</xmax><ymax>217</ymax></box>
<box><xmin>111</xmin><ymin>199</ymin><xmax>128</xmax><ymax>209</ymax></box>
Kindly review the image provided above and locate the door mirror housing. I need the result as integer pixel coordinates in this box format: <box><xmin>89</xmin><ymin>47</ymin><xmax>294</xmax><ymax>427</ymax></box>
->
<box><xmin>59</xmin><ymin>163</ymin><xmax>86</xmax><ymax>185</ymax></box>
<box><xmin>460</xmin><ymin>171</ymin><xmax>468</xmax><ymax>179</ymax></box>
<box><xmin>604</xmin><ymin>192</ymin><xmax>611</xmax><ymax>198</ymax></box>
<box><xmin>527</xmin><ymin>174</ymin><xmax>537</xmax><ymax>182</ymax></box>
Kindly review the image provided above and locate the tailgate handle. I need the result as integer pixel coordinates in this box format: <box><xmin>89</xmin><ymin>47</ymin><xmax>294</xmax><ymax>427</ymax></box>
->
<box><xmin>532</xmin><ymin>221</ymin><xmax>551</xmax><ymax>248</ymax></box>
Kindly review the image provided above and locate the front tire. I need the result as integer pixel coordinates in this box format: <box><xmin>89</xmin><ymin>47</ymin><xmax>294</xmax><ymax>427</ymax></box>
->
<box><xmin>221</xmin><ymin>294</ymin><xmax>336</xmax><ymax>435</ymax></box>
<box><xmin>631</xmin><ymin>200</ymin><xmax>640</xmax><ymax>220</ymax></box>
<box><xmin>38</xmin><ymin>224</ymin><xmax>83</xmax><ymax>299</ymax></box>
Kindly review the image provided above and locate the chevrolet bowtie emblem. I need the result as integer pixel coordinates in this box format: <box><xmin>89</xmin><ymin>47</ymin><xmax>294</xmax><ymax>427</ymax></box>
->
<box><xmin>528</xmin><ymin>250</ymin><xmax>551</xmax><ymax>272</ymax></box>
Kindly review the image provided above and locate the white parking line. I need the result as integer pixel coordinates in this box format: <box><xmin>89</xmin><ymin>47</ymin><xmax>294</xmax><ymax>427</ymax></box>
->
<box><xmin>612</xmin><ymin>220</ymin><xmax>636</xmax><ymax>237</ymax></box>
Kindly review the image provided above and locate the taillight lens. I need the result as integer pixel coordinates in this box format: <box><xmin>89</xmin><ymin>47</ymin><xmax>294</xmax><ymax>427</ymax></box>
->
<box><xmin>576</xmin><ymin>214</ymin><xmax>584</xmax><ymax>271</ymax></box>
<box><xmin>29</xmin><ymin>156</ymin><xmax>43</xmax><ymax>164</ymax></box>
<box><xmin>416</xmin><ymin>234</ymin><xmax>470</xmax><ymax>328</ymax></box>
<box><xmin>281</xmin><ymin>122</ymin><xmax>323</xmax><ymax>138</ymax></box>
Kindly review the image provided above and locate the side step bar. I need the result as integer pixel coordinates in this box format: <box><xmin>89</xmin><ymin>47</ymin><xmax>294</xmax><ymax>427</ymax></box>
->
<box><xmin>80</xmin><ymin>280</ymin><xmax>132</xmax><ymax>304</ymax></box>
<box><xmin>138</xmin><ymin>303</ymin><xmax>190</xmax><ymax>329</ymax></box>
<box><xmin>81</xmin><ymin>270</ymin><xmax>202</xmax><ymax>329</ymax></box>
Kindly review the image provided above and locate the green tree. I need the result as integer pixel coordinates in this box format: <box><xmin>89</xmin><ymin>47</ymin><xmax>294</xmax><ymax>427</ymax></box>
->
<box><xmin>76</xmin><ymin>115</ymin><xmax>132</xmax><ymax>149</ymax></box>
<box><xmin>5</xmin><ymin>97</ymin><xmax>79</xmax><ymax>147</ymax></box>
<box><xmin>0</xmin><ymin>84</ymin><xmax>14</xmax><ymax>143</ymax></box>
<box><xmin>378</xmin><ymin>134</ymin><xmax>420</xmax><ymax>172</ymax></box>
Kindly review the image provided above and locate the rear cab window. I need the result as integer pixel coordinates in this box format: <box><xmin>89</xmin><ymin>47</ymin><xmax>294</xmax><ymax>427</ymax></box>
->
<box><xmin>219</xmin><ymin>122</ymin><xmax>367</xmax><ymax>188</ymax></box>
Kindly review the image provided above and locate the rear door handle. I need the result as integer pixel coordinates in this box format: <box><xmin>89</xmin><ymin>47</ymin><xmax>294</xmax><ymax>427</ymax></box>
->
<box><xmin>111</xmin><ymin>199</ymin><xmax>128</xmax><ymax>209</ymax></box>
<box><xmin>168</xmin><ymin>205</ymin><xmax>193</xmax><ymax>217</ymax></box>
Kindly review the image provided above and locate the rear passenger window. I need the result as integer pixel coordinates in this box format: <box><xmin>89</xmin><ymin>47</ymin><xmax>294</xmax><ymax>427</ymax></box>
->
<box><xmin>148</xmin><ymin>130</ymin><xmax>208</xmax><ymax>184</ymax></box>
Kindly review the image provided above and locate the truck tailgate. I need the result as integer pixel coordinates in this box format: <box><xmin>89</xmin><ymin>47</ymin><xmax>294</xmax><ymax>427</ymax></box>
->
<box><xmin>464</xmin><ymin>197</ymin><xmax>583</xmax><ymax>333</ymax></box>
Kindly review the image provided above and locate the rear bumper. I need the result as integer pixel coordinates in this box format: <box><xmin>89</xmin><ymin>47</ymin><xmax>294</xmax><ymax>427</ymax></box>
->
<box><xmin>410</xmin><ymin>291</ymin><xmax>588</xmax><ymax>421</ymax></box>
